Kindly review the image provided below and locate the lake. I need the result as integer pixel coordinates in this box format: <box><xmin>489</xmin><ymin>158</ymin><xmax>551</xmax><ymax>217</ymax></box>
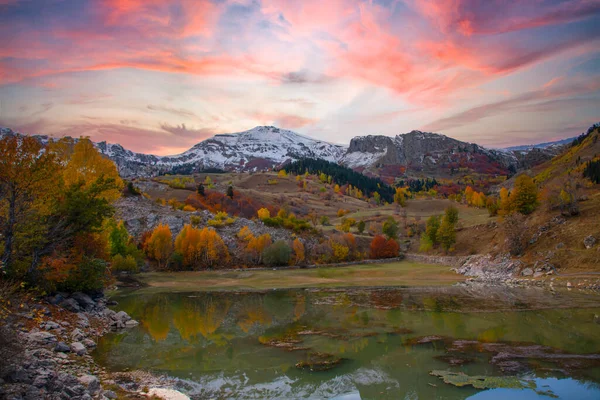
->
<box><xmin>95</xmin><ymin>268</ymin><xmax>600</xmax><ymax>399</ymax></box>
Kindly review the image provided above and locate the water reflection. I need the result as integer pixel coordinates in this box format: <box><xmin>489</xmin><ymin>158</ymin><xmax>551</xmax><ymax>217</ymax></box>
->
<box><xmin>95</xmin><ymin>287</ymin><xmax>600</xmax><ymax>399</ymax></box>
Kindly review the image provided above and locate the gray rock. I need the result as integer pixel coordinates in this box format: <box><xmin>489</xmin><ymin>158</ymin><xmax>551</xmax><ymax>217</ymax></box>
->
<box><xmin>114</xmin><ymin>310</ymin><xmax>131</xmax><ymax>322</ymax></box>
<box><xmin>584</xmin><ymin>235</ymin><xmax>597</xmax><ymax>249</ymax></box>
<box><xmin>27</xmin><ymin>331</ymin><xmax>57</xmax><ymax>345</ymax></box>
<box><xmin>104</xmin><ymin>390</ymin><xmax>117</xmax><ymax>399</ymax></box>
<box><xmin>54</xmin><ymin>342</ymin><xmax>71</xmax><ymax>353</ymax></box>
<box><xmin>76</xmin><ymin>313</ymin><xmax>90</xmax><ymax>328</ymax></box>
<box><xmin>71</xmin><ymin>328</ymin><xmax>85</xmax><ymax>341</ymax></box>
<box><xmin>533</xmin><ymin>272</ymin><xmax>544</xmax><ymax>278</ymax></box>
<box><xmin>71</xmin><ymin>292</ymin><xmax>96</xmax><ymax>310</ymax></box>
<box><xmin>42</xmin><ymin>320</ymin><xmax>61</xmax><ymax>330</ymax></box>
<box><xmin>48</xmin><ymin>294</ymin><xmax>64</xmax><ymax>305</ymax></box>
<box><xmin>61</xmin><ymin>298</ymin><xmax>81</xmax><ymax>313</ymax></box>
<box><xmin>556</xmin><ymin>242</ymin><xmax>565</xmax><ymax>249</ymax></box>
<box><xmin>70</xmin><ymin>341</ymin><xmax>87</xmax><ymax>356</ymax></box>
<box><xmin>124</xmin><ymin>319</ymin><xmax>139</xmax><ymax>328</ymax></box>
<box><xmin>521</xmin><ymin>268</ymin><xmax>534</xmax><ymax>276</ymax></box>
<box><xmin>82</xmin><ymin>338</ymin><xmax>96</xmax><ymax>348</ymax></box>
<box><xmin>78</xmin><ymin>374</ymin><xmax>100</xmax><ymax>394</ymax></box>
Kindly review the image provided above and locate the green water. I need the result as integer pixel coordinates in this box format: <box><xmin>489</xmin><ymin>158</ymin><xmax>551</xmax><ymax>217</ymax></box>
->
<box><xmin>95</xmin><ymin>286</ymin><xmax>600</xmax><ymax>399</ymax></box>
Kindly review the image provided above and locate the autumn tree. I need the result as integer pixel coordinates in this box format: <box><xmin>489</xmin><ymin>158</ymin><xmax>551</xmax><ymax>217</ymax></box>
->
<box><xmin>444</xmin><ymin>205</ymin><xmax>459</xmax><ymax>225</ymax></box>
<box><xmin>145</xmin><ymin>223</ymin><xmax>173</xmax><ymax>269</ymax></box>
<box><xmin>382</xmin><ymin>217</ymin><xmax>399</xmax><ymax>239</ymax></box>
<box><xmin>247</xmin><ymin>233</ymin><xmax>272</xmax><ymax>264</ymax></box>
<box><xmin>394</xmin><ymin>187</ymin><xmax>407</xmax><ymax>207</ymax></box>
<box><xmin>357</xmin><ymin>220</ymin><xmax>366</xmax><ymax>234</ymax></box>
<box><xmin>174</xmin><ymin>225</ymin><xmax>229</xmax><ymax>269</ymax></box>
<box><xmin>498</xmin><ymin>187</ymin><xmax>511</xmax><ymax>215</ymax></box>
<box><xmin>0</xmin><ymin>135</ymin><xmax>61</xmax><ymax>273</ymax></box>
<box><xmin>510</xmin><ymin>175</ymin><xmax>538</xmax><ymax>214</ymax></box>
<box><xmin>257</xmin><ymin>208</ymin><xmax>270</xmax><ymax>220</ymax></box>
<box><xmin>437</xmin><ymin>216</ymin><xmax>456</xmax><ymax>252</ymax></box>
<box><xmin>425</xmin><ymin>215</ymin><xmax>441</xmax><ymax>244</ymax></box>
<box><xmin>197</xmin><ymin>183</ymin><xmax>205</xmax><ymax>196</ymax></box>
<box><xmin>369</xmin><ymin>235</ymin><xmax>399</xmax><ymax>259</ymax></box>
<box><xmin>292</xmin><ymin>238</ymin><xmax>305</xmax><ymax>265</ymax></box>
<box><xmin>503</xmin><ymin>213</ymin><xmax>527</xmax><ymax>255</ymax></box>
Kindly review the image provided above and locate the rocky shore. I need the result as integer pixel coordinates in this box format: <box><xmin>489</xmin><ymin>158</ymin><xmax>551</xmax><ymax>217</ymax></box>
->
<box><xmin>0</xmin><ymin>291</ymin><xmax>188</xmax><ymax>400</ymax></box>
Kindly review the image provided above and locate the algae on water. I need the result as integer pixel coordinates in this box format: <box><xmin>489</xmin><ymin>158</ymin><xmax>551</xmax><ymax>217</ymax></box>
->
<box><xmin>429</xmin><ymin>370</ymin><xmax>558</xmax><ymax>397</ymax></box>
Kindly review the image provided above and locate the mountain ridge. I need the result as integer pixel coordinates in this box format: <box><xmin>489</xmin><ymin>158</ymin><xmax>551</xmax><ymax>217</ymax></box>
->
<box><xmin>0</xmin><ymin>125</ymin><xmax>569</xmax><ymax>178</ymax></box>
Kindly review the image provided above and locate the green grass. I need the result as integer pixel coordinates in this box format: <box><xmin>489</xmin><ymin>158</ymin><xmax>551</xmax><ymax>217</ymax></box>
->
<box><xmin>130</xmin><ymin>261</ymin><xmax>462</xmax><ymax>293</ymax></box>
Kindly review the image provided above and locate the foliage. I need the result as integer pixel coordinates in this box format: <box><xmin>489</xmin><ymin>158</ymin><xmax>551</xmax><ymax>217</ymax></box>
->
<box><xmin>369</xmin><ymin>235</ymin><xmax>399</xmax><ymax>259</ymax></box>
<box><xmin>503</xmin><ymin>213</ymin><xmax>527</xmax><ymax>256</ymax></box>
<box><xmin>437</xmin><ymin>216</ymin><xmax>456</xmax><ymax>252</ymax></box>
<box><xmin>207</xmin><ymin>211</ymin><xmax>236</xmax><ymax>227</ymax></box>
<box><xmin>174</xmin><ymin>225</ymin><xmax>229</xmax><ymax>269</ymax></box>
<box><xmin>145</xmin><ymin>223</ymin><xmax>173</xmax><ymax>269</ymax></box>
<box><xmin>257</xmin><ymin>208</ymin><xmax>271</xmax><ymax>220</ymax></box>
<box><xmin>292</xmin><ymin>238</ymin><xmax>305</xmax><ymax>265</ymax></box>
<box><xmin>396</xmin><ymin>178</ymin><xmax>438</xmax><ymax>194</ymax></box>
<box><xmin>284</xmin><ymin>158</ymin><xmax>395</xmax><ymax>202</ymax></box>
<box><xmin>226</xmin><ymin>185</ymin><xmax>234</xmax><ymax>198</ymax></box>
<box><xmin>186</xmin><ymin>189</ymin><xmax>274</xmax><ymax>219</ymax></box>
<box><xmin>111</xmin><ymin>254</ymin><xmax>139</xmax><ymax>273</ymax></box>
<box><xmin>394</xmin><ymin>187</ymin><xmax>408</xmax><ymax>207</ymax></box>
<box><xmin>197</xmin><ymin>183</ymin><xmax>205</xmax><ymax>196</ymax></box>
<box><xmin>486</xmin><ymin>196</ymin><xmax>499</xmax><ymax>216</ymax></box>
<box><xmin>382</xmin><ymin>217</ymin><xmax>399</xmax><ymax>239</ymax></box>
<box><xmin>510</xmin><ymin>175</ymin><xmax>539</xmax><ymax>215</ymax></box>
<box><xmin>425</xmin><ymin>215</ymin><xmax>441</xmax><ymax>244</ymax></box>
<box><xmin>262</xmin><ymin>214</ymin><xmax>312</xmax><ymax>233</ymax></box>
<box><xmin>320</xmin><ymin>216</ymin><xmax>330</xmax><ymax>226</ymax></box>
<box><xmin>583</xmin><ymin>159</ymin><xmax>600</xmax><ymax>184</ymax></box>
<box><xmin>0</xmin><ymin>135</ymin><xmax>122</xmax><ymax>291</ymax></box>
<box><xmin>444</xmin><ymin>205</ymin><xmax>459</xmax><ymax>225</ymax></box>
<box><xmin>262</xmin><ymin>240</ymin><xmax>292</xmax><ymax>267</ymax></box>
<box><xmin>357</xmin><ymin>220</ymin><xmax>366</xmax><ymax>234</ymax></box>
<box><xmin>419</xmin><ymin>234</ymin><xmax>434</xmax><ymax>252</ymax></box>
<box><xmin>242</xmin><ymin>233</ymin><xmax>272</xmax><ymax>265</ymax></box>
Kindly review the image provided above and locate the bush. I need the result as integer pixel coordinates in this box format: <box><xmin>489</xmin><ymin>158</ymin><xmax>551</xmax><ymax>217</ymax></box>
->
<box><xmin>57</xmin><ymin>258</ymin><xmax>110</xmax><ymax>293</ymax></box>
<box><xmin>111</xmin><ymin>254</ymin><xmax>139</xmax><ymax>273</ymax></box>
<box><xmin>382</xmin><ymin>217</ymin><xmax>399</xmax><ymax>239</ymax></box>
<box><xmin>419</xmin><ymin>234</ymin><xmax>434</xmax><ymax>252</ymax></box>
<box><xmin>262</xmin><ymin>241</ymin><xmax>292</xmax><ymax>266</ymax></box>
<box><xmin>370</xmin><ymin>235</ymin><xmax>400</xmax><ymax>259</ymax></box>
<box><xmin>503</xmin><ymin>213</ymin><xmax>527</xmax><ymax>256</ymax></box>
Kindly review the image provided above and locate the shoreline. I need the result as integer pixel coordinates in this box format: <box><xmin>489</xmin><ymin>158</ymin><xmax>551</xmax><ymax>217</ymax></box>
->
<box><xmin>0</xmin><ymin>290</ymin><xmax>188</xmax><ymax>400</ymax></box>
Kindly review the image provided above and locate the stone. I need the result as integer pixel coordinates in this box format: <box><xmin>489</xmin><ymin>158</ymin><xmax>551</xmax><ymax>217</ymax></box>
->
<box><xmin>61</xmin><ymin>298</ymin><xmax>81</xmax><ymax>313</ymax></box>
<box><xmin>521</xmin><ymin>268</ymin><xmax>533</xmax><ymax>277</ymax></box>
<box><xmin>71</xmin><ymin>328</ymin><xmax>85</xmax><ymax>341</ymax></box>
<box><xmin>82</xmin><ymin>339</ymin><xmax>96</xmax><ymax>348</ymax></box>
<box><xmin>48</xmin><ymin>294</ymin><xmax>64</xmax><ymax>305</ymax></box>
<box><xmin>42</xmin><ymin>320</ymin><xmax>61</xmax><ymax>330</ymax></box>
<box><xmin>556</xmin><ymin>242</ymin><xmax>565</xmax><ymax>249</ymax></box>
<box><xmin>27</xmin><ymin>331</ymin><xmax>57</xmax><ymax>345</ymax></box>
<box><xmin>78</xmin><ymin>374</ymin><xmax>100</xmax><ymax>394</ymax></box>
<box><xmin>70</xmin><ymin>342</ymin><xmax>87</xmax><ymax>356</ymax></box>
<box><xmin>71</xmin><ymin>292</ymin><xmax>96</xmax><ymax>310</ymax></box>
<box><xmin>147</xmin><ymin>388</ymin><xmax>191</xmax><ymax>400</ymax></box>
<box><xmin>533</xmin><ymin>272</ymin><xmax>544</xmax><ymax>278</ymax></box>
<box><xmin>584</xmin><ymin>235</ymin><xmax>597</xmax><ymax>249</ymax></box>
<box><xmin>54</xmin><ymin>342</ymin><xmax>71</xmax><ymax>353</ymax></box>
<box><xmin>124</xmin><ymin>319</ymin><xmax>139</xmax><ymax>328</ymax></box>
<box><xmin>567</xmin><ymin>282</ymin><xmax>573</xmax><ymax>288</ymax></box>
<box><xmin>76</xmin><ymin>313</ymin><xmax>90</xmax><ymax>328</ymax></box>
<box><xmin>104</xmin><ymin>390</ymin><xmax>117</xmax><ymax>399</ymax></box>
<box><xmin>114</xmin><ymin>310</ymin><xmax>131</xmax><ymax>322</ymax></box>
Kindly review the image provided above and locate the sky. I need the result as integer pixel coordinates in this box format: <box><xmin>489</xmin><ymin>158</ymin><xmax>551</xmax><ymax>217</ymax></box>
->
<box><xmin>0</xmin><ymin>0</ymin><xmax>599</xmax><ymax>155</ymax></box>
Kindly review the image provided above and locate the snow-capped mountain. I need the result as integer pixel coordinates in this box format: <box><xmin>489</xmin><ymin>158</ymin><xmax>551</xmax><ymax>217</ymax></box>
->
<box><xmin>0</xmin><ymin>126</ymin><xmax>346</xmax><ymax>177</ymax></box>
<box><xmin>0</xmin><ymin>125</ymin><xmax>568</xmax><ymax>178</ymax></box>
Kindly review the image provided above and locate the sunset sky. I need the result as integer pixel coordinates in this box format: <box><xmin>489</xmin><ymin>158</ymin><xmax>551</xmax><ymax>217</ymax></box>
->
<box><xmin>1</xmin><ymin>0</ymin><xmax>599</xmax><ymax>155</ymax></box>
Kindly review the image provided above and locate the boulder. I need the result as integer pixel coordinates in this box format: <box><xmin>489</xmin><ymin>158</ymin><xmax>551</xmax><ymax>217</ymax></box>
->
<box><xmin>584</xmin><ymin>235</ymin><xmax>597</xmax><ymax>249</ymax></box>
<box><xmin>41</xmin><ymin>320</ymin><xmax>61</xmax><ymax>331</ymax></box>
<box><xmin>76</xmin><ymin>313</ymin><xmax>90</xmax><ymax>328</ymax></box>
<box><xmin>521</xmin><ymin>268</ymin><xmax>533</xmax><ymax>277</ymax></box>
<box><xmin>82</xmin><ymin>338</ymin><xmax>96</xmax><ymax>348</ymax></box>
<box><xmin>70</xmin><ymin>341</ymin><xmax>87</xmax><ymax>356</ymax></box>
<box><xmin>71</xmin><ymin>292</ymin><xmax>96</xmax><ymax>310</ymax></box>
<box><xmin>27</xmin><ymin>331</ymin><xmax>57</xmax><ymax>345</ymax></box>
<box><xmin>61</xmin><ymin>298</ymin><xmax>81</xmax><ymax>313</ymax></box>
<box><xmin>124</xmin><ymin>319</ymin><xmax>139</xmax><ymax>328</ymax></box>
<box><xmin>114</xmin><ymin>311</ymin><xmax>131</xmax><ymax>322</ymax></box>
<box><xmin>54</xmin><ymin>342</ymin><xmax>71</xmax><ymax>353</ymax></box>
<box><xmin>71</xmin><ymin>328</ymin><xmax>85</xmax><ymax>341</ymax></box>
<box><xmin>78</xmin><ymin>374</ymin><xmax>100</xmax><ymax>395</ymax></box>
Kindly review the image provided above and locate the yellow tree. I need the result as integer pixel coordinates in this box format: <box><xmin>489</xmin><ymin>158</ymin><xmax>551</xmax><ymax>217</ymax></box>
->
<box><xmin>510</xmin><ymin>175</ymin><xmax>539</xmax><ymax>214</ymax></box>
<box><xmin>0</xmin><ymin>135</ymin><xmax>62</xmax><ymax>270</ymax></box>
<box><xmin>292</xmin><ymin>238</ymin><xmax>305</xmax><ymax>265</ymax></box>
<box><xmin>257</xmin><ymin>208</ymin><xmax>270</xmax><ymax>220</ymax></box>
<box><xmin>51</xmin><ymin>137</ymin><xmax>123</xmax><ymax>202</ymax></box>
<box><xmin>499</xmin><ymin>187</ymin><xmax>511</xmax><ymax>215</ymax></box>
<box><xmin>247</xmin><ymin>233</ymin><xmax>272</xmax><ymax>264</ymax></box>
<box><xmin>145</xmin><ymin>223</ymin><xmax>173</xmax><ymax>269</ymax></box>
